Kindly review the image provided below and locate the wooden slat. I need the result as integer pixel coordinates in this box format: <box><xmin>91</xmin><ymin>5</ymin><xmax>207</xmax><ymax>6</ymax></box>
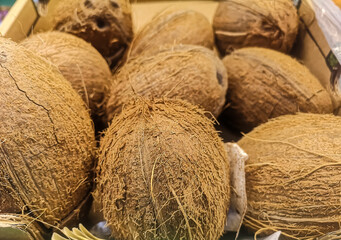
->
<box><xmin>0</xmin><ymin>0</ymin><xmax>38</xmax><ymax>42</ymax></box>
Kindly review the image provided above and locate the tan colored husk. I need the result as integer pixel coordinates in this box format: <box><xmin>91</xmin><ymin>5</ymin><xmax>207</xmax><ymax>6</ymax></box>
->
<box><xmin>318</xmin><ymin>229</ymin><xmax>341</xmax><ymax>240</ymax></box>
<box><xmin>213</xmin><ymin>0</ymin><xmax>299</xmax><ymax>55</ymax></box>
<box><xmin>222</xmin><ymin>47</ymin><xmax>333</xmax><ymax>132</ymax></box>
<box><xmin>44</xmin><ymin>0</ymin><xmax>133</xmax><ymax>69</ymax></box>
<box><xmin>95</xmin><ymin>98</ymin><xmax>230</xmax><ymax>240</ymax></box>
<box><xmin>106</xmin><ymin>45</ymin><xmax>228</xmax><ymax>122</ymax></box>
<box><xmin>20</xmin><ymin>31</ymin><xmax>111</xmax><ymax>127</ymax></box>
<box><xmin>0</xmin><ymin>37</ymin><xmax>95</xmax><ymax>226</ymax></box>
<box><xmin>129</xmin><ymin>8</ymin><xmax>214</xmax><ymax>57</ymax></box>
<box><xmin>238</xmin><ymin>113</ymin><xmax>341</xmax><ymax>239</ymax></box>
<box><xmin>0</xmin><ymin>214</ymin><xmax>48</xmax><ymax>240</ymax></box>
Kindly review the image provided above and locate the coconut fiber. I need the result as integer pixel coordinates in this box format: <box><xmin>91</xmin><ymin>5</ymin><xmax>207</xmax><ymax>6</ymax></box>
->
<box><xmin>106</xmin><ymin>45</ymin><xmax>228</xmax><ymax>122</ymax></box>
<box><xmin>0</xmin><ymin>37</ymin><xmax>95</xmax><ymax>226</ymax></box>
<box><xmin>95</xmin><ymin>98</ymin><xmax>230</xmax><ymax>240</ymax></box>
<box><xmin>213</xmin><ymin>0</ymin><xmax>299</xmax><ymax>55</ymax></box>
<box><xmin>222</xmin><ymin>47</ymin><xmax>333</xmax><ymax>132</ymax></box>
<box><xmin>46</xmin><ymin>0</ymin><xmax>133</xmax><ymax>69</ymax></box>
<box><xmin>129</xmin><ymin>9</ymin><xmax>214</xmax><ymax>57</ymax></box>
<box><xmin>238</xmin><ymin>113</ymin><xmax>341</xmax><ymax>239</ymax></box>
<box><xmin>21</xmin><ymin>31</ymin><xmax>112</xmax><ymax>128</ymax></box>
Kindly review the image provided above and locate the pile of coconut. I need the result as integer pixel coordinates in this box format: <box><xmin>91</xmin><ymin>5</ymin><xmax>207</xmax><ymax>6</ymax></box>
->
<box><xmin>1</xmin><ymin>0</ymin><xmax>340</xmax><ymax>239</ymax></box>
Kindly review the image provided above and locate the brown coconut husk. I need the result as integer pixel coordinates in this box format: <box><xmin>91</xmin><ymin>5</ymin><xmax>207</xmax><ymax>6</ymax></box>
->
<box><xmin>129</xmin><ymin>8</ymin><xmax>214</xmax><ymax>58</ymax></box>
<box><xmin>95</xmin><ymin>98</ymin><xmax>230</xmax><ymax>240</ymax></box>
<box><xmin>318</xmin><ymin>229</ymin><xmax>341</xmax><ymax>240</ymax></box>
<box><xmin>106</xmin><ymin>45</ymin><xmax>228</xmax><ymax>122</ymax></box>
<box><xmin>0</xmin><ymin>37</ymin><xmax>96</xmax><ymax>227</ymax></box>
<box><xmin>221</xmin><ymin>47</ymin><xmax>333</xmax><ymax>132</ymax></box>
<box><xmin>213</xmin><ymin>0</ymin><xmax>299</xmax><ymax>55</ymax></box>
<box><xmin>45</xmin><ymin>0</ymin><xmax>133</xmax><ymax>69</ymax></box>
<box><xmin>20</xmin><ymin>31</ymin><xmax>112</xmax><ymax>129</ymax></box>
<box><xmin>238</xmin><ymin>113</ymin><xmax>341</xmax><ymax>239</ymax></box>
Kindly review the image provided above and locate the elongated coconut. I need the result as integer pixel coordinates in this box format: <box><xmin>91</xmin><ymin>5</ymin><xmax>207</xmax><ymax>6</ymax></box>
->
<box><xmin>238</xmin><ymin>113</ymin><xmax>341</xmax><ymax>239</ymax></box>
<box><xmin>20</xmin><ymin>31</ymin><xmax>111</xmax><ymax>127</ymax></box>
<box><xmin>213</xmin><ymin>0</ymin><xmax>299</xmax><ymax>55</ymax></box>
<box><xmin>45</xmin><ymin>0</ymin><xmax>133</xmax><ymax>69</ymax></box>
<box><xmin>129</xmin><ymin>9</ymin><xmax>214</xmax><ymax>57</ymax></box>
<box><xmin>106</xmin><ymin>45</ymin><xmax>228</xmax><ymax>121</ymax></box>
<box><xmin>0</xmin><ymin>37</ymin><xmax>95</xmax><ymax>226</ymax></box>
<box><xmin>221</xmin><ymin>47</ymin><xmax>333</xmax><ymax>132</ymax></box>
<box><xmin>95</xmin><ymin>99</ymin><xmax>230</xmax><ymax>240</ymax></box>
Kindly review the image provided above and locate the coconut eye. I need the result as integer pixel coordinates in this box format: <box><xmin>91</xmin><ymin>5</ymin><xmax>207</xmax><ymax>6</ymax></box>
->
<box><xmin>110</xmin><ymin>0</ymin><xmax>119</xmax><ymax>8</ymax></box>
<box><xmin>84</xmin><ymin>0</ymin><xmax>94</xmax><ymax>9</ymax></box>
<box><xmin>96</xmin><ymin>18</ymin><xmax>108</xmax><ymax>29</ymax></box>
<box><xmin>216</xmin><ymin>72</ymin><xmax>223</xmax><ymax>86</ymax></box>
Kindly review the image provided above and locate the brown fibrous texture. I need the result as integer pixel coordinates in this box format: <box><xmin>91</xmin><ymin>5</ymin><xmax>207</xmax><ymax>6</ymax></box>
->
<box><xmin>0</xmin><ymin>37</ymin><xmax>96</xmax><ymax>226</ymax></box>
<box><xmin>95</xmin><ymin>98</ymin><xmax>230</xmax><ymax>240</ymax></box>
<box><xmin>106</xmin><ymin>45</ymin><xmax>228</xmax><ymax>122</ymax></box>
<box><xmin>20</xmin><ymin>31</ymin><xmax>112</xmax><ymax>127</ymax></box>
<box><xmin>47</xmin><ymin>0</ymin><xmax>133</xmax><ymax>69</ymax></box>
<box><xmin>129</xmin><ymin>9</ymin><xmax>214</xmax><ymax>57</ymax></box>
<box><xmin>238</xmin><ymin>113</ymin><xmax>341</xmax><ymax>239</ymax></box>
<box><xmin>213</xmin><ymin>0</ymin><xmax>299</xmax><ymax>55</ymax></box>
<box><xmin>221</xmin><ymin>47</ymin><xmax>333</xmax><ymax>132</ymax></box>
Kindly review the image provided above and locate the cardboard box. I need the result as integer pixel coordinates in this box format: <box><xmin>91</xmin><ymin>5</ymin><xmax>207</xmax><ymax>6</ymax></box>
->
<box><xmin>0</xmin><ymin>1</ymin><xmax>340</xmax><ymax>239</ymax></box>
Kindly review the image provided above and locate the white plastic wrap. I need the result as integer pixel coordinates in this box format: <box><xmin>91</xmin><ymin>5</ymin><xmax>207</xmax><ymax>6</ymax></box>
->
<box><xmin>312</xmin><ymin>0</ymin><xmax>341</xmax><ymax>94</ymax></box>
<box><xmin>224</xmin><ymin>143</ymin><xmax>248</xmax><ymax>238</ymax></box>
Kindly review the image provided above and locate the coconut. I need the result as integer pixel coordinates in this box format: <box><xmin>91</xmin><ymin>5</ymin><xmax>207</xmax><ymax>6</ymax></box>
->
<box><xmin>238</xmin><ymin>113</ymin><xmax>341</xmax><ymax>239</ymax></box>
<box><xmin>0</xmin><ymin>37</ymin><xmax>95</xmax><ymax>226</ymax></box>
<box><xmin>213</xmin><ymin>0</ymin><xmax>299</xmax><ymax>55</ymax></box>
<box><xmin>45</xmin><ymin>0</ymin><xmax>133</xmax><ymax>69</ymax></box>
<box><xmin>129</xmin><ymin>9</ymin><xmax>214</xmax><ymax>57</ymax></box>
<box><xmin>106</xmin><ymin>45</ymin><xmax>228</xmax><ymax>122</ymax></box>
<box><xmin>20</xmin><ymin>31</ymin><xmax>112</xmax><ymax>128</ymax></box>
<box><xmin>221</xmin><ymin>47</ymin><xmax>333</xmax><ymax>132</ymax></box>
<box><xmin>95</xmin><ymin>98</ymin><xmax>230</xmax><ymax>240</ymax></box>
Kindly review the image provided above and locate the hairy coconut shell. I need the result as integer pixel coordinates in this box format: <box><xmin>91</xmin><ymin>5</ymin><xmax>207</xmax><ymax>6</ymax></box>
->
<box><xmin>20</xmin><ymin>31</ymin><xmax>112</xmax><ymax>127</ymax></box>
<box><xmin>46</xmin><ymin>0</ymin><xmax>133</xmax><ymax>69</ymax></box>
<box><xmin>221</xmin><ymin>47</ymin><xmax>333</xmax><ymax>132</ymax></box>
<box><xmin>129</xmin><ymin>9</ymin><xmax>214</xmax><ymax>57</ymax></box>
<box><xmin>213</xmin><ymin>0</ymin><xmax>299</xmax><ymax>55</ymax></box>
<box><xmin>95</xmin><ymin>99</ymin><xmax>230</xmax><ymax>240</ymax></box>
<box><xmin>106</xmin><ymin>45</ymin><xmax>228</xmax><ymax>121</ymax></box>
<box><xmin>0</xmin><ymin>37</ymin><xmax>95</xmax><ymax>226</ymax></box>
<box><xmin>238</xmin><ymin>113</ymin><xmax>341</xmax><ymax>239</ymax></box>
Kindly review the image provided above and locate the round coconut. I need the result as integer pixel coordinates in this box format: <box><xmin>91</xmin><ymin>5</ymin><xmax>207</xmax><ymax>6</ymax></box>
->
<box><xmin>95</xmin><ymin>98</ymin><xmax>230</xmax><ymax>240</ymax></box>
<box><xmin>213</xmin><ymin>0</ymin><xmax>299</xmax><ymax>55</ymax></box>
<box><xmin>129</xmin><ymin>9</ymin><xmax>214</xmax><ymax>57</ymax></box>
<box><xmin>20</xmin><ymin>31</ymin><xmax>112</xmax><ymax>128</ymax></box>
<box><xmin>238</xmin><ymin>113</ymin><xmax>341</xmax><ymax>239</ymax></box>
<box><xmin>221</xmin><ymin>47</ymin><xmax>333</xmax><ymax>132</ymax></box>
<box><xmin>106</xmin><ymin>45</ymin><xmax>228</xmax><ymax>122</ymax></box>
<box><xmin>45</xmin><ymin>0</ymin><xmax>133</xmax><ymax>69</ymax></box>
<box><xmin>0</xmin><ymin>37</ymin><xmax>95</xmax><ymax>226</ymax></box>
